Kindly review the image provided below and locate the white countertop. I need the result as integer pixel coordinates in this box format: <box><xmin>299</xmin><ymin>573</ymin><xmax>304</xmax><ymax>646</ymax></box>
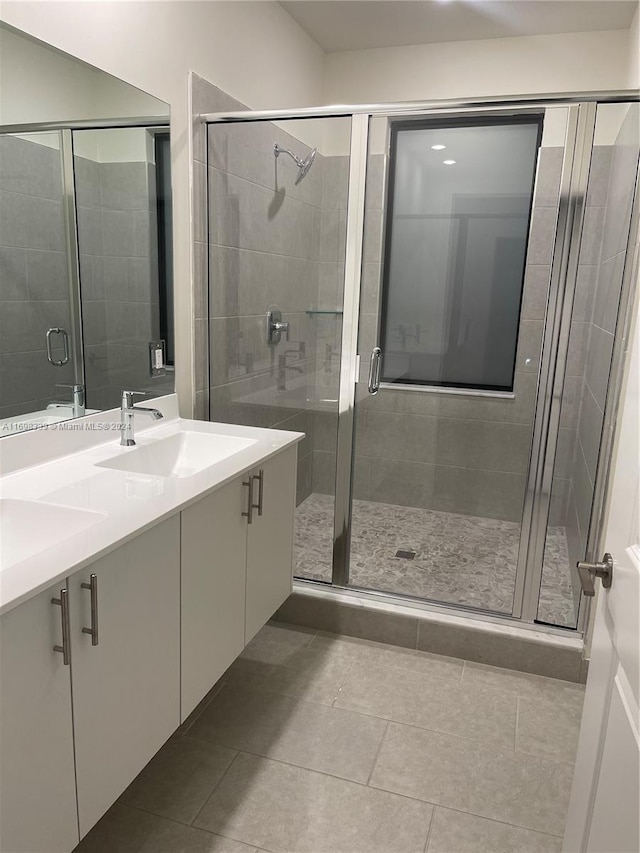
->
<box><xmin>0</xmin><ymin>395</ymin><xmax>302</xmax><ymax>616</ymax></box>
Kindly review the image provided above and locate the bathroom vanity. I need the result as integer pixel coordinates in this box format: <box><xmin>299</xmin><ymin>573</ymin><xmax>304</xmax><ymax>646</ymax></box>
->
<box><xmin>0</xmin><ymin>395</ymin><xmax>301</xmax><ymax>852</ymax></box>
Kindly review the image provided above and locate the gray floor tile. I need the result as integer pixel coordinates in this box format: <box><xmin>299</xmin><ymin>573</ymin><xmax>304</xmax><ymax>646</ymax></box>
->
<box><xmin>195</xmin><ymin>752</ymin><xmax>433</xmax><ymax>853</ymax></box>
<box><xmin>309</xmin><ymin>632</ymin><xmax>464</xmax><ymax>681</ymax></box>
<box><xmin>74</xmin><ymin>803</ymin><xmax>257</xmax><ymax>853</ymax></box>
<box><xmin>223</xmin><ymin>646</ymin><xmax>353</xmax><ymax>705</ymax></box>
<box><xmin>335</xmin><ymin>662</ymin><xmax>517</xmax><ymax>748</ymax></box>
<box><xmin>240</xmin><ymin>623</ymin><xmax>316</xmax><ymax>665</ymax></box>
<box><xmin>462</xmin><ymin>661</ymin><xmax>585</xmax><ymax>701</ymax></box>
<box><xmin>426</xmin><ymin>807</ymin><xmax>563</xmax><ymax>852</ymax></box>
<box><xmin>74</xmin><ymin>804</ymin><xmax>157</xmax><ymax>853</ymax></box>
<box><xmin>516</xmin><ymin>692</ymin><xmax>584</xmax><ymax>764</ymax></box>
<box><xmin>241</xmin><ymin>648</ymin><xmax>354</xmax><ymax>705</ymax></box>
<box><xmin>369</xmin><ymin>722</ymin><xmax>573</xmax><ymax>836</ymax></box>
<box><xmin>138</xmin><ymin>819</ymin><xmax>258</xmax><ymax>853</ymax></box>
<box><xmin>190</xmin><ymin>683</ymin><xmax>387</xmax><ymax>782</ymax></box>
<box><xmin>121</xmin><ymin>736</ymin><xmax>237</xmax><ymax>823</ymax></box>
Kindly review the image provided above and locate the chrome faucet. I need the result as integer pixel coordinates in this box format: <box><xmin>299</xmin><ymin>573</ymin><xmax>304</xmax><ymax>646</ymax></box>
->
<box><xmin>120</xmin><ymin>390</ymin><xmax>163</xmax><ymax>447</ymax></box>
<box><xmin>48</xmin><ymin>383</ymin><xmax>86</xmax><ymax>418</ymax></box>
<box><xmin>277</xmin><ymin>353</ymin><xmax>304</xmax><ymax>391</ymax></box>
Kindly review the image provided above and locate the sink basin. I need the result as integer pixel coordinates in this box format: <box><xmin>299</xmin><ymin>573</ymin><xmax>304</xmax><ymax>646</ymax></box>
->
<box><xmin>96</xmin><ymin>431</ymin><xmax>258</xmax><ymax>479</ymax></box>
<box><xmin>0</xmin><ymin>499</ymin><xmax>105</xmax><ymax>566</ymax></box>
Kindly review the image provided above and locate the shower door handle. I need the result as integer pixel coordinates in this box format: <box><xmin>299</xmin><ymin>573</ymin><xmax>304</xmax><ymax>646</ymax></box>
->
<box><xmin>368</xmin><ymin>347</ymin><xmax>382</xmax><ymax>395</ymax></box>
<box><xmin>46</xmin><ymin>327</ymin><xmax>70</xmax><ymax>366</ymax></box>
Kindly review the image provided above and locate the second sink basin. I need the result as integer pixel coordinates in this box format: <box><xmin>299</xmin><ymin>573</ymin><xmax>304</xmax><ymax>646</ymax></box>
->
<box><xmin>96</xmin><ymin>431</ymin><xmax>258</xmax><ymax>479</ymax></box>
<box><xmin>0</xmin><ymin>499</ymin><xmax>106</xmax><ymax>567</ymax></box>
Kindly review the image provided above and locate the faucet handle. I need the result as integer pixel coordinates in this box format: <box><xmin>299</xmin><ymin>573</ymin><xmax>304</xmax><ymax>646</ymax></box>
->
<box><xmin>121</xmin><ymin>390</ymin><xmax>148</xmax><ymax>407</ymax></box>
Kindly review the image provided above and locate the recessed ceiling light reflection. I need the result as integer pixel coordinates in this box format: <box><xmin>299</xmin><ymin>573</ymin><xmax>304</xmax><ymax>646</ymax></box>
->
<box><xmin>443</xmin><ymin>159</ymin><xmax>456</xmax><ymax>165</ymax></box>
<box><xmin>431</xmin><ymin>144</ymin><xmax>446</xmax><ymax>150</ymax></box>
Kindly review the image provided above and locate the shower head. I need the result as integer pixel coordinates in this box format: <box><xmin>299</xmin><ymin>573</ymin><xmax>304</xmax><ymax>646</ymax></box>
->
<box><xmin>274</xmin><ymin>143</ymin><xmax>317</xmax><ymax>184</ymax></box>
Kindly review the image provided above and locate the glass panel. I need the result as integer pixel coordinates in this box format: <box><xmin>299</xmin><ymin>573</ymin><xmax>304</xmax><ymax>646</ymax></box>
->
<box><xmin>73</xmin><ymin>127</ymin><xmax>174</xmax><ymax>411</ymax></box>
<box><xmin>205</xmin><ymin>116</ymin><xmax>352</xmax><ymax>583</ymax></box>
<box><xmin>349</xmin><ymin>109</ymin><xmax>568</xmax><ymax>614</ymax></box>
<box><xmin>537</xmin><ymin>102</ymin><xmax>640</xmax><ymax>628</ymax></box>
<box><xmin>0</xmin><ymin>131</ymin><xmax>76</xmax><ymax>432</ymax></box>
<box><xmin>380</xmin><ymin>118</ymin><xmax>540</xmax><ymax>392</ymax></box>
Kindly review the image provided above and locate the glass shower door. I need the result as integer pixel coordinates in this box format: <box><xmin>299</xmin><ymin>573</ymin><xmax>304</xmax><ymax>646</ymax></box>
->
<box><xmin>345</xmin><ymin>108</ymin><xmax>572</xmax><ymax>615</ymax></box>
<box><xmin>0</xmin><ymin>130</ymin><xmax>77</xmax><ymax>428</ymax></box>
<box><xmin>205</xmin><ymin>115</ymin><xmax>352</xmax><ymax>583</ymax></box>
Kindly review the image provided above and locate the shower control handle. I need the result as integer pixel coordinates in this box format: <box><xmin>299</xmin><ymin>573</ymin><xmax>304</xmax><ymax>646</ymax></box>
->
<box><xmin>267</xmin><ymin>309</ymin><xmax>289</xmax><ymax>345</ymax></box>
<box><xmin>577</xmin><ymin>553</ymin><xmax>613</xmax><ymax>596</ymax></box>
<box><xmin>368</xmin><ymin>347</ymin><xmax>382</xmax><ymax>395</ymax></box>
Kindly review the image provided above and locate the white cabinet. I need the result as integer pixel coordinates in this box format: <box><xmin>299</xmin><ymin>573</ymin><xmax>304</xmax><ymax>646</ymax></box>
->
<box><xmin>181</xmin><ymin>477</ymin><xmax>247</xmax><ymax>720</ymax></box>
<box><xmin>69</xmin><ymin>516</ymin><xmax>180</xmax><ymax>837</ymax></box>
<box><xmin>0</xmin><ymin>583</ymin><xmax>79</xmax><ymax>853</ymax></box>
<box><xmin>180</xmin><ymin>445</ymin><xmax>297</xmax><ymax>715</ymax></box>
<box><xmin>0</xmin><ymin>442</ymin><xmax>297</xmax><ymax>850</ymax></box>
<box><xmin>245</xmin><ymin>446</ymin><xmax>296</xmax><ymax>643</ymax></box>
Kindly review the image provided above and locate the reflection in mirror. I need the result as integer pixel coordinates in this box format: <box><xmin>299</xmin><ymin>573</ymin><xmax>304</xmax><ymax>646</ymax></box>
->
<box><xmin>0</xmin><ymin>24</ymin><xmax>173</xmax><ymax>435</ymax></box>
<box><xmin>74</xmin><ymin>127</ymin><xmax>174</xmax><ymax>410</ymax></box>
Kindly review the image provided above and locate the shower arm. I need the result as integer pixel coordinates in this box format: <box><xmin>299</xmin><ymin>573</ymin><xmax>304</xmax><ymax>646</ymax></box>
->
<box><xmin>273</xmin><ymin>144</ymin><xmax>304</xmax><ymax>168</ymax></box>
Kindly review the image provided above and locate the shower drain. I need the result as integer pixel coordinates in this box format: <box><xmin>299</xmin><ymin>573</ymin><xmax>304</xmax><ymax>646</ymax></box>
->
<box><xmin>395</xmin><ymin>549</ymin><xmax>416</xmax><ymax>560</ymax></box>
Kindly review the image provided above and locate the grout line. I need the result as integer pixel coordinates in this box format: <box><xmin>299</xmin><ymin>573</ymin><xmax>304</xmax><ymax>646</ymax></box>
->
<box><xmin>366</xmin><ymin>720</ymin><xmax>390</xmax><ymax>786</ymax></box>
<box><xmin>367</xmin><ymin>779</ymin><xmax>567</xmax><ymax>838</ymax></box>
<box><xmin>514</xmin><ymin>696</ymin><xmax>520</xmax><ymax>753</ymax></box>
<box><xmin>423</xmin><ymin>805</ymin><xmax>436</xmax><ymax>853</ymax></box>
<box><xmin>420</xmin><ymin>802</ymin><xmax>567</xmax><ymax>840</ymax></box>
<box><xmin>189</xmin><ymin>749</ymin><xmax>243</xmax><ymax>828</ymax></box>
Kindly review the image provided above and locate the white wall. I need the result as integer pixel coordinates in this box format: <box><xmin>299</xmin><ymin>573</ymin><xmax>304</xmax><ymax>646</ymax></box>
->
<box><xmin>323</xmin><ymin>29</ymin><xmax>632</xmax><ymax>105</ymax></box>
<box><xmin>628</xmin><ymin>7</ymin><xmax>640</xmax><ymax>89</ymax></box>
<box><xmin>0</xmin><ymin>1</ymin><xmax>324</xmax><ymax>416</ymax></box>
<box><xmin>0</xmin><ymin>25</ymin><xmax>167</xmax><ymax>125</ymax></box>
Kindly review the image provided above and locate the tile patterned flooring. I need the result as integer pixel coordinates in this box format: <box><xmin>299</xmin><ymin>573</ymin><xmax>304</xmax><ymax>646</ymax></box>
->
<box><xmin>294</xmin><ymin>494</ymin><xmax>577</xmax><ymax>627</ymax></box>
<box><xmin>76</xmin><ymin>623</ymin><xmax>584</xmax><ymax>853</ymax></box>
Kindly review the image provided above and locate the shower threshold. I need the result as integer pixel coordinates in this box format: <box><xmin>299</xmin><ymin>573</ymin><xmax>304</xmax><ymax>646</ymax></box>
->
<box><xmin>294</xmin><ymin>493</ymin><xmax>576</xmax><ymax>629</ymax></box>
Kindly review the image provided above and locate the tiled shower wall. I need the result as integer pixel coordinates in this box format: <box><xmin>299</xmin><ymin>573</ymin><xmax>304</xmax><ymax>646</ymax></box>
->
<box><xmin>562</xmin><ymin>105</ymin><xmax>640</xmax><ymax>603</ymax></box>
<box><xmin>75</xmin><ymin>150</ymin><xmax>169</xmax><ymax>410</ymax></box>
<box><xmin>315</xmin><ymin>147</ymin><xmax>563</xmax><ymax>523</ymax></box>
<box><xmin>192</xmin><ymin>74</ymin><xmax>349</xmax><ymax>505</ymax></box>
<box><xmin>0</xmin><ymin>135</ymin><xmax>75</xmax><ymax>419</ymax></box>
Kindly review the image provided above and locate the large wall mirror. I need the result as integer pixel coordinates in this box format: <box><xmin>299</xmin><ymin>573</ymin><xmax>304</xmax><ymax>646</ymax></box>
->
<box><xmin>0</xmin><ymin>24</ymin><xmax>174</xmax><ymax>436</ymax></box>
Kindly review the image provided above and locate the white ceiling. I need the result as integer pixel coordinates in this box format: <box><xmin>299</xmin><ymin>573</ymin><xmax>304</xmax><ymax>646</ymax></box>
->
<box><xmin>280</xmin><ymin>1</ymin><xmax>638</xmax><ymax>53</ymax></box>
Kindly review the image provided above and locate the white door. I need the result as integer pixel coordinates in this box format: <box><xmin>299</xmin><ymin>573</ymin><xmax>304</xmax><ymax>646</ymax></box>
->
<box><xmin>245</xmin><ymin>447</ymin><xmax>297</xmax><ymax>644</ymax></box>
<box><xmin>563</xmin><ymin>287</ymin><xmax>640</xmax><ymax>852</ymax></box>
<box><xmin>69</xmin><ymin>517</ymin><xmax>181</xmax><ymax>838</ymax></box>
<box><xmin>181</xmin><ymin>477</ymin><xmax>247</xmax><ymax>720</ymax></box>
<box><xmin>0</xmin><ymin>582</ymin><xmax>79</xmax><ymax>853</ymax></box>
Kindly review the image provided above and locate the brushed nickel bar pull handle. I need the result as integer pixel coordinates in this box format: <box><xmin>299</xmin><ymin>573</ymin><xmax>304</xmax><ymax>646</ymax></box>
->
<box><xmin>368</xmin><ymin>346</ymin><xmax>382</xmax><ymax>395</ymax></box>
<box><xmin>81</xmin><ymin>573</ymin><xmax>99</xmax><ymax>646</ymax></box>
<box><xmin>242</xmin><ymin>478</ymin><xmax>254</xmax><ymax>524</ymax></box>
<box><xmin>52</xmin><ymin>588</ymin><xmax>71</xmax><ymax>665</ymax></box>
<box><xmin>252</xmin><ymin>469</ymin><xmax>264</xmax><ymax>517</ymax></box>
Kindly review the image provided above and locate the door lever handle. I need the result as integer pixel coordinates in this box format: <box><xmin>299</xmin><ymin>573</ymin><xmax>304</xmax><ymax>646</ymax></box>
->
<box><xmin>577</xmin><ymin>553</ymin><xmax>613</xmax><ymax>596</ymax></box>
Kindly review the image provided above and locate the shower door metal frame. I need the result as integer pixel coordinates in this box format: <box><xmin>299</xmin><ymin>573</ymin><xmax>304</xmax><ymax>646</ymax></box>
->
<box><xmin>202</xmin><ymin>90</ymin><xmax>639</xmax><ymax>636</ymax></box>
<box><xmin>514</xmin><ymin>103</ymin><xmax>597</xmax><ymax>624</ymax></box>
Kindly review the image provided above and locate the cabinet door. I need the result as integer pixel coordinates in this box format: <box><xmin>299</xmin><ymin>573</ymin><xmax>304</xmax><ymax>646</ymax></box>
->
<box><xmin>0</xmin><ymin>584</ymin><xmax>79</xmax><ymax>853</ymax></box>
<box><xmin>181</xmin><ymin>477</ymin><xmax>247</xmax><ymax>721</ymax></box>
<box><xmin>245</xmin><ymin>446</ymin><xmax>297</xmax><ymax>643</ymax></box>
<box><xmin>69</xmin><ymin>517</ymin><xmax>180</xmax><ymax>838</ymax></box>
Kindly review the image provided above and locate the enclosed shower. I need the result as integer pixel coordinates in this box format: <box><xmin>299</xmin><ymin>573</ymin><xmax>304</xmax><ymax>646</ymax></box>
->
<box><xmin>199</xmin><ymin>94</ymin><xmax>639</xmax><ymax>636</ymax></box>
